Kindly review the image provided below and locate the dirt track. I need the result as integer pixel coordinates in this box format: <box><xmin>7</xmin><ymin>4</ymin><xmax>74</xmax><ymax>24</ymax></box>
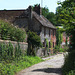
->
<box><xmin>16</xmin><ymin>53</ymin><xmax>64</xmax><ymax>75</ymax></box>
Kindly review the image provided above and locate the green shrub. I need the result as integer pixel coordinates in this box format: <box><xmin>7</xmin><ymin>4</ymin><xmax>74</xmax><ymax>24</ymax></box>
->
<box><xmin>62</xmin><ymin>50</ymin><xmax>75</xmax><ymax>75</ymax></box>
<box><xmin>10</xmin><ymin>28</ymin><xmax>26</xmax><ymax>42</ymax></box>
<box><xmin>27</xmin><ymin>31</ymin><xmax>42</xmax><ymax>56</ymax></box>
<box><xmin>0</xmin><ymin>42</ymin><xmax>25</xmax><ymax>61</ymax></box>
<box><xmin>62</xmin><ymin>31</ymin><xmax>75</xmax><ymax>75</ymax></box>
<box><xmin>63</xmin><ymin>45</ymin><xmax>69</xmax><ymax>52</ymax></box>
<box><xmin>59</xmin><ymin>48</ymin><xmax>64</xmax><ymax>52</ymax></box>
<box><xmin>0</xmin><ymin>42</ymin><xmax>14</xmax><ymax>61</ymax></box>
<box><xmin>56</xmin><ymin>27</ymin><xmax>63</xmax><ymax>48</ymax></box>
<box><xmin>45</xmin><ymin>38</ymin><xmax>49</xmax><ymax>52</ymax></box>
<box><xmin>67</xmin><ymin>70</ymin><xmax>75</xmax><ymax>75</ymax></box>
<box><xmin>0</xmin><ymin>20</ymin><xmax>26</xmax><ymax>42</ymax></box>
<box><xmin>45</xmin><ymin>38</ymin><xmax>49</xmax><ymax>48</ymax></box>
<box><xmin>54</xmin><ymin>45</ymin><xmax>59</xmax><ymax>53</ymax></box>
<box><xmin>15</xmin><ymin>43</ymin><xmax>23</xmax><ymax>59</ymax></box>
<box><xmin>0</xmin><ymin>20</ymin><xmax>11</xmax><ymax>40</ymax></box>
<box><xmin>0</xmin><ymin>56</ymin><xmax>43</xmax><ymax>75</ymax></box>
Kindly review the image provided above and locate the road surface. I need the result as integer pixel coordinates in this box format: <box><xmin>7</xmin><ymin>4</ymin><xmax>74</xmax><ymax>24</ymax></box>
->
<box><xmin>16</xmin><ymin>53</ymin><xmax>64</xmax><ymax>75</ymax></box>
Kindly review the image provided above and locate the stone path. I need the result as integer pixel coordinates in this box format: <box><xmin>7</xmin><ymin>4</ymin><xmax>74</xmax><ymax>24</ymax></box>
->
<box><xmin>16</xmin><ymin>53</ymin><xmax>64</xmax><ymax>75</ymax></box>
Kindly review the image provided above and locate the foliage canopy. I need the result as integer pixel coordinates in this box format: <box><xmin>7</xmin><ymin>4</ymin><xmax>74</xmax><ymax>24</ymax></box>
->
<box><xmin>27</xmin><ymin>31</ymin><xmax>42</xmax><ymax>56</ymax></box>
<box><xmin>0</xmin><ymin>20</ymin><xmax>26</xmax><ymax>42</ymax></box>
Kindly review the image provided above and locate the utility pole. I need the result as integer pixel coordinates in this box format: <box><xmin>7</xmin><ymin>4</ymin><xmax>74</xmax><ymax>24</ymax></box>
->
<box><xmin>41</xmin><ymin>0</ymin><xmax>43</xmax><ymax>7</ymax></box>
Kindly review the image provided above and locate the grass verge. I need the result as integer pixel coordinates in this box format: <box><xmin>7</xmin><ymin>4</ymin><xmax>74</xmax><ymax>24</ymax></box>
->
<box><xmin>0</xmin><ymin>56</ymin><xmax>43</xmax><ymax>75</ymax></box>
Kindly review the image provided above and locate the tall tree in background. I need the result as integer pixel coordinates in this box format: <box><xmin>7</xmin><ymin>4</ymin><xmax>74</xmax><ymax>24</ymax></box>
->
<box><xmin>57</xmin><ymin>0</ymin><xmax>75</xmax><ymax>35</ymax></box>
<box><xmin>42</xmin><ymin>7</ymin><xmax>49</xmax><ymax>18</ymax></box>
<box><xmin>57</xmin><ymin>0</ymin><xmax>75</xmax><ymax>49</ymax></box>
<box><xmin>55</xmin><ymin>6</ymin><xmax>62</xmax><ymax>26</ymax></box>
<box><xmin>42</xmin><ymin>7</ymin><xmax>56</xmax><ymax>26</ymax></box>
<box><xmin>58</xmin><ymin>0</ymin><xmax>75</xmax><ymax>74</ymax></box>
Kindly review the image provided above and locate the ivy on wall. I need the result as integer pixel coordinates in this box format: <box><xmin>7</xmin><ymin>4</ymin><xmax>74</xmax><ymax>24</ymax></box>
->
<box><xmin>56</xmin><ymin>27</ymin><xmax>64</xmax><ymax>48</ymax></box>
<box><xmin>45</xmin><ymin>38</ymin><xmax>49</xmax><ymax>52</ymax></box>
<box><xmin>45</xmin><ymin>38</ymin><xmax>49</xmax><ymax>47</ymax></box>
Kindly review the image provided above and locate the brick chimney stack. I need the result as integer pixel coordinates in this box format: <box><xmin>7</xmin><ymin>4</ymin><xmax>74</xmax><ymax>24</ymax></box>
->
<box><xmin>33</xmin><ymin>4</ymin><xmax>42</xmax><ymax>15</ymax></box>
<box><xmin>28</xmin><ymin>6</ymin><xmax>32</xmax><ymax>19</ymax></box>
<box><xmin>28</xmin><ymin>6</ymin><xmax>33</xmax><ymax>30</ymax></box>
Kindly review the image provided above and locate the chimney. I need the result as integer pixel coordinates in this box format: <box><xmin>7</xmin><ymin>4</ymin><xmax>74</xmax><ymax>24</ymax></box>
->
<box><xmin>33</xmin><ymin>4</ymin><xmax>42</xmax><ymax>15</ymax></box>
<box><xmin>28</xmin><ymin>6</ymin><xmax>32</xmax><ymax>19</ymax></box>
<box><xmin>28</xmin><ymin>6</ymin><xmax>33</xmax><ymax>30</ymax></box>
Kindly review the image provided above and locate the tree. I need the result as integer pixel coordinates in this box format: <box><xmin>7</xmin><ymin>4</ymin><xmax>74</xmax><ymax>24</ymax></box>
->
<box><xmin>57</xmin><ymin>0</ymin><xmax>75</xmax><ymax>48</ymax></box>
<box><xmin>47</xmin><ymin>12</ymin><xmax>57</xmax><ymax>25</ymax></box>
<box><xmin>57</xmin><ymin>0</ymin><xmax>75</xmax><ymax>34</ymax></box>
<box><xmin>42</xmin><ymin>7</ymin><xmax>49</xmax><ymax>18</ymax></box>
<box><xmin>42</xmin><ymin>7</ymin><xmax>56</xmax><ymax>25</ymax></box>
<box><xmin>57</xmin><ymin>0</ymin><xmax>75</xmax><ymax>74</ymax></box>
<box><xmin>56</xmin><ymin>27</ymin><xmax>63</xmax><ymax>48</ymax></box>
<box><xmin>55</xmin><ymin>6</ymin><xmax>63</xmax><ymax>26</ymax></box>
<box><xmin>27</xmin><ymin>31</ymin><xmax>42</xmax><ymax>56</ymax></box>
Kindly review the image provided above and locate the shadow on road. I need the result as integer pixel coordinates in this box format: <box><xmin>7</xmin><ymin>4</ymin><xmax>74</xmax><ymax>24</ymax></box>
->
<box><xmin>32</xmin><ymin>68</ymin><xmax>61</xmax><ymax>74</ymax></box>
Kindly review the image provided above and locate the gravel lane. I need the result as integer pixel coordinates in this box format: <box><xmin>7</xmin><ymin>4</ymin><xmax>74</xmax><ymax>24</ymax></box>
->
<box><xmin>16</xmin><ymin>53</ymin><xmax>64</xmax><ymax>75</ymax></box>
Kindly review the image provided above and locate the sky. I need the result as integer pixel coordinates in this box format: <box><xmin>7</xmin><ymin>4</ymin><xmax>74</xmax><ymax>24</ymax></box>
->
<box><xmin>0</xmin><ymin>0</ymin><xmax>65</xmax><ymax>13</ymax></box>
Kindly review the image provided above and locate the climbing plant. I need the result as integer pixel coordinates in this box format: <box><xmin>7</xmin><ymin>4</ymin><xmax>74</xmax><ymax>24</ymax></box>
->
<box><xmin>56</xmin><ymin>27</ymin><xmax>64</xmax><ymax>48</ymax></box>
<box><xmin>27</xmin><ymin>31</ymin><xmax>42</xmax><ymax>56</ymax></box>
<box><xmin>45</xmin><ymin>38</ymin><xmax>49</xmax><ymax>52</ymax></box>
<box><xmin>45</xmin><ymin>38</ymin><xmax>49</xmax><ymax>47</ymax></box>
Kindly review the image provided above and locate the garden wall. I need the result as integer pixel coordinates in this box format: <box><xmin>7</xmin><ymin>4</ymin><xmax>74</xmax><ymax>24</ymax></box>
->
<box><xmin>36</xmin><ymin>48</ymin><xmax>48</xmax><ymax>57</ymax></box>
<box><xmin>0</xmin><ymin>40</ymin><xmax>48</xmax><ymax>57</ymax></box>
<box><xmin>0</xmin><ymin>40</ymin><xmax>28</xmax><ymax>53</ymax></box>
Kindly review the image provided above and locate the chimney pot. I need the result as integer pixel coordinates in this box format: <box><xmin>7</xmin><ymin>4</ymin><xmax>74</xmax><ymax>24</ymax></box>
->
<box><xmin>33</xmin><ymin>4</ymin><xmax>42</xmax><ymax>15</ymax></box>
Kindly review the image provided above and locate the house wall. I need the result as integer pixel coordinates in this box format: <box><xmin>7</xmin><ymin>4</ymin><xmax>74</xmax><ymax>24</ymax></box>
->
<box><xmin>13</xmin><ymin>18</ymin><xmax>28</xmax><ymax>28</ymax></box>
<box><xmin>53</xmin><ymin>30</ymin><xmax>56</xmax><ymax>47</ymax></box>
<box><xmin>32</xmin><ymin>17</ymin><xmax>41</xmax><ymax>33</ymax></box>
<box><xmin>50</xmin><ymin>29</ymin><xmax>53</xmax><ymax>53</ymax></box>
<box><xmin>40</xmin><ymin>26</ymin><xmax>44</xmax><ymax>42</ymax></box>
<box><xmin>40</xmin><ymin>26</ymin><xmax>51</xmax><ymax>42</ymax></box>
<box><xmin>40</xmin><ymin>26</ymin><xmax>56</xmax><ymax>54</ymax></box>
<box><xmin>46</xmin><ymin>27</ymin><xmax>50</xmax><ymax>41</ymax></box>
<box><xmin>62</xmin><ymin>32</ymin><xmax>69</xmax><ymax>45</ymax></box>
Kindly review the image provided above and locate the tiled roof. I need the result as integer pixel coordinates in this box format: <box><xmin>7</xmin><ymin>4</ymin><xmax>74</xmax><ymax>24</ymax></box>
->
<box><xmin>32</xmin><ymin>11</ymin><xmax>56</xmax><ymax>29</ymax></box>
<box><xmin>0</xmin><ymin>9</ymin><xmax>56</xmax><ymax>29</ymax></box>
<box><xmin>0</xmin><ymin>10</ymin><xmax>27</xmax><ymax>22</ymax></box>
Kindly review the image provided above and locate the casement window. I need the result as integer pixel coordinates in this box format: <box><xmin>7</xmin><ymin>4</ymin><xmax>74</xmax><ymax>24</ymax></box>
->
<box><xmin>53</xmin><ymin>42</ymin><xmax>54</xmax><ymax>48</ymax></box>
<box><xmin>49</xmin><ymin>42</ymin><xmax>51</xmax><ymax>48</ymax></box>
<box><xmin>43</xmin><ymin>42</ymin><xmax>45</xmax><ymax>47</ymax></box>
<box><xmin>44</xmin><ymin>27</ymin><xmax>46</xmax><ymax>36</ymax></box>
<box><xmin>53</xmin><ymin>30</ymin><xmax>54</xmax><ymax>36</ymax></box>
<box><xmin>49</xmin><ymin>29</ymin><xmax>50</xmax><ymax>37</ymax></box>
<box><xmin>55</xmin><ymin>30</ymin><xmax>56</xmax><ymax>36</ymax></box>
